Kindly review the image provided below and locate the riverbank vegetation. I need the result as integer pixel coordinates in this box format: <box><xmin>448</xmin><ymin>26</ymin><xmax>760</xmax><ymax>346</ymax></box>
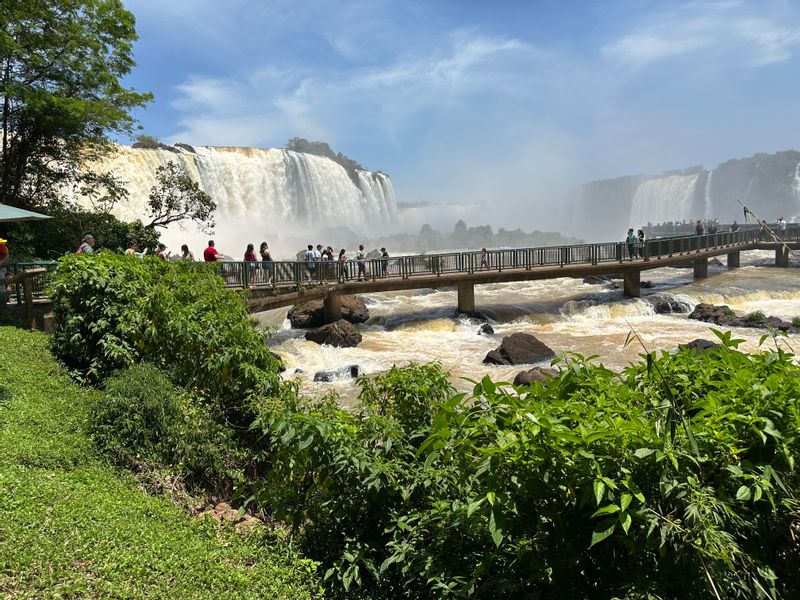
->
<box><xmin>19</xmin><ymin>252</ymin><xmax>798</xmax><ymax>597</ymax></box>
<box><xmin>0</xmin><ymin>327</ymin><xmax>320</xmax><ymax>598</ymax></box>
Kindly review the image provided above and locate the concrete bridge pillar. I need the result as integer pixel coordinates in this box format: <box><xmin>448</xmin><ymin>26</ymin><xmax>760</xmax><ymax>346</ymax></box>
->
<box><xmin>776</xmin><ymin>246</ymin><xmax>790</xmax><ymax>267</ymax></box>
<box><xmin>727</xmin><ymin>251</ymin><xmax>740</xmax><ymax>269</ymax></box>
<box><xmin>457</xmin><ymin>281</ymin><xmax>475</xmax><ymax>314</ymax></box>
<box><xmin>623</xmin><ymin>271</ymin><xmax>640</xmax><ymax>298</ymax></box>
<box><xmin>693</xmin><ymin>258</ymin><xmax>708</xmax><ymax>279</ymax></box>
<box><xmin>323</xmin><ymin>292</ymin><xmax>342</xmax><ymax>323</ymax></box>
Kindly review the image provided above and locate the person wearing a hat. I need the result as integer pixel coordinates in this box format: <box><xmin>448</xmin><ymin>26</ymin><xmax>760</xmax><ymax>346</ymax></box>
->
<box><xmin>0</xmin><ymin>236</ymin><xmax>8</xmax><ymax>304</ymax></box>
<box><xmin>156</xmin><ymin>243</ymin><xmax>169</xmax><ymax>261</ymax></box>
<box><xmin>77</xmin><ymin>235</ymin><xmax>95</xmax><ymax>254</ymax></box>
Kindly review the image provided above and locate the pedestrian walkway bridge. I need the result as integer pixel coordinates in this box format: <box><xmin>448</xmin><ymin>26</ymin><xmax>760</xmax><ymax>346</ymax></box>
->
<box><xmin>5</xmin><ymin>228</ymin><xmax>799</xmax><ymax>328</ymax></box>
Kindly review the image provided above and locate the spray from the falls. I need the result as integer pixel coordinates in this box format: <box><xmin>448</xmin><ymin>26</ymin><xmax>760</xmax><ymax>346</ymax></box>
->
<box><xmin>88</xmin><ymin>145</ymin><xmax>397</xmax><ymax>255</ymax></box>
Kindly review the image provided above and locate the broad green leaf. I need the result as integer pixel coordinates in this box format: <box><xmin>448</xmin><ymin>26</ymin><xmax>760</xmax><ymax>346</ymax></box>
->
<box><xmin>486</xmin><ymin>491</ymin><xmax>496</xmax><ymax>506</ymax></box>
<box><xmin>634</xmin><ymin>447</ymin><xmax>655</xmax><ymax>459</ymax></box>
<box><xmin>591</xmin><ymin>504</ymin><xmax>620</xmax><ymax>518</ymax></box>
<box><xmin>620</xmin><ymin>492</ymin><xmax>632</xmax><ymax>512</ymax></box>
<box><xmin>736</xmin><ymin>485</ymin><xmax>752</xmax><ymax>501</ymax></box>
<box><xmin>620</xmin><ymin>512</ymin><xmax>632</xmax><ymax>534</ymax></box>
<box><xmin>489</xmin><ymin>510</ymin><xmax>503</xmax><ymax>547</ymax></box>
<box><xmin>590</xmin><ymin>519</ymin><xmax>616</xmax><ymax>548</ymax></box>
<box><xmin>593</xmin><ymin>480</ymin><xmax>606</xmax><ymax>506</ymax></box>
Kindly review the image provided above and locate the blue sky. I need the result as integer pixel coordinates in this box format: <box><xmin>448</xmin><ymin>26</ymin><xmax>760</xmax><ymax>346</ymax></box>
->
<box><xmin>122</xmin><ymin>0</ymin><xmax>800</xmax><ymax>213</ymax></box>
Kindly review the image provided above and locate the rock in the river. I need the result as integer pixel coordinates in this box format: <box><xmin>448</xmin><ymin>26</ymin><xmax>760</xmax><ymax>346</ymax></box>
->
<box><xmin>483</xmin><ymin>333</ymin><xmax>556</xmax><ymax>365</ymax></box>
<box><xmin>678</xmin><ymin>339</ymin><xmax>720</xmax><ymax>354</ymax></box>
<box><xmin>305</xmin><ymin>319</ymin><xmax>362</xmax><ymax>347</ymax></box>
<box><xmin>583</xmin><ymin>275</ymin><xmax>619</xmax><ymax>288</ymax></box>
<box><xmin>478</xmin><ymin>323</ymin><xmax>494</xmax><ymax>335</ymax></box>
<box><xmin>313</xmin><ymin>365</ymin><xmax>360</xmax><ymax>382</ymax></box>
<box><xmin>688</xmin><ymin>302</ymin><xmax>799</xmax><ymax>332</ymax></box>
<box><xmin>645</xmin><ymin>293</ymin><xmax>692</xmax><ymax>314</ymax></box>
<box><xmin>289</xmin><ymin>295</ymin><xmax>369</xmax><ymax>328</ymax></box>
<box><xmin>688</xmin><ymin>303</ymin><xmax>737</xmax><ymax>325</ymax></box>
<box><xmin>513</xmin><ymin>367</ymin><xmax>559</xmax><ymax>386</ymax></box>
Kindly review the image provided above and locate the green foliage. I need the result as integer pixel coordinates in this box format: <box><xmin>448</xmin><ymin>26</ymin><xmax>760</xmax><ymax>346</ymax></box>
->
<box><xmin>358</xmin><ymin>362</ymin><xmax>454</xmax><ymax>433</ymax></box>
<box><xmin>0</xmin><ymin>327</ymin><xmax>321</xmax><ymax>598</ymax></box>
<box><xmin>4</xmin><ymin>206</ymin><xmax>159</xmax><ymax>260</ymax></box>
<box><xmin>253</xmin><ymin>343</ymin><xmax>800</xmax><ymax>598</ymax></box>
<box><xmin>791</xmin><ymin>315</ymin><xmax>800</xmax><ymax>328</ymax></box>
<box><xmin>49</xmin><ymin>253</ymin><xmax>285</xmax><ymax>417</ymax></box>
<box><xmin>285</xmin><ymin>137</ymin><xmax>367</xmax><ymax>181</ymax></box>
<box><xmin>146</xmin><ymin>160</ymin><xmax>216</xmax><ymax>233</ymax></box>
<box><xmin>134</xmin><ymin>134</ymin><xmax>160</xmax><ymax>148</ymax></box>
<box><xmin>744</xmin><ymin>310</ymin><xmax>767</xmax><ymax>323</ymax></box>
<box><xmin>91</xmin><ymin>363</ymin><xmax>236</xmax><ymax>484</ymax></box>
<box><xmin>0</xmin><ymin>0</ymin><xmax>152</xmax><ymax>210</ymax></box>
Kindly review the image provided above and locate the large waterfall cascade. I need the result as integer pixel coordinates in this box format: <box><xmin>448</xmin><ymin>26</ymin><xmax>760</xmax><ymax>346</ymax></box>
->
<box><xmin>629</xmin><ymin>174</ymin><xmax>700</xmax><ymax>227</ymax></box>
<box><xmin>83</xmin><ymin>145</ymin><xmax>397</xmax><ymax>255</ymax></box>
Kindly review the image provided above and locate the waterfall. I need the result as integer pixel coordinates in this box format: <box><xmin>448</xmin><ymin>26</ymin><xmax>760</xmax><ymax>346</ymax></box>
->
<box><xmin>629</xmin><ymin>174</ymin><xmax>700</xmax><ymax>227</ymax></box>
<box><xmin>703</xmin><ymin>170</ymin><xmax>714</xmax><ymax>219</ymax></box>
<box><xmin>83</xmin><ymin>145</ymin><xmax>397</xmax><ymax>256</ymax></box>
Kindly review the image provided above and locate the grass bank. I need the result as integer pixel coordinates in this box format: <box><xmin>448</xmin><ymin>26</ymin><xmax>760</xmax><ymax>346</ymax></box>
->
<box><xmin>0</xmin><ymin>326</ymin><xmax>321</xmax><ymax>598</ymax></box>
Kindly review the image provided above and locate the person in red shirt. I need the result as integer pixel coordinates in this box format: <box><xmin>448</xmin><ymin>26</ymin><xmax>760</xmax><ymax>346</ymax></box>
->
<box><xmin>203</xmin><ymin>239</ymin><xmax>219</xmax><ymax>262</ymax></box>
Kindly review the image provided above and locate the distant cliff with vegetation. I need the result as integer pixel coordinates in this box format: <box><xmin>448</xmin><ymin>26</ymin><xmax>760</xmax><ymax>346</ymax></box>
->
<box><xmin>571</xmin><ymin>149</ymin><xmax>800</xmax><ymax>240</ymax></box>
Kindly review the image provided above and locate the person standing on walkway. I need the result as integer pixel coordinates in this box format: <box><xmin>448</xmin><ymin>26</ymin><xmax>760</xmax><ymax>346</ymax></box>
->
<box><xmin>244</xmin><ymin>243</ymin><xmax>257</xmax><ymax>262</ymax></box>
<box><xmin>181</xmin><ymin>244</ymin><xmax>195</xmax><ymax>261</ymax></box>
<box><xmin>637</xmin><ymin>230</ymin><xmax>645</xmax><ymax>259</ymax></box>
<box><xmin>695</xmin><ymin>220</ymin><xmax>703</xmax><ymax>236</ymax></box>
<box><xmin>156</xmin><ymin>243</ymin><xmax>169</xmax><ymax>261</ymax></box>
<box><xmin>259</xmin><ymin>242</ymin><xmax>273</xmax><ymax>284</ymax></box>
<box><xmin>625</xmin><ymin>228</ymin><xmax>637</xmax><ymax>261</ymax></box>
<box><xmin>381</xmin><ymin>247</ymin><xmax>390</xmax><ymax>277</ymax></box>
<box><xmin>77</xmin><ymin>235</ymin><xmax>95</xmax><ymax>253</ymax></box>
<box><xmin>338</xmin><ymin>248</ymin><xmax>348</xmax><ymax>281</ymax></box>
<box><xmin>356</xmin><ymin>244</ymin><xmax>366</xmax><ymax>281</ymax></box>
<box><xmin>304</xmin><ymin>244</ymin><xmax>316</xmax><ymax>280</ymax></box>
<box><xmin>480</xmin><ymin>247</ymin><xmax>489</xmax><ymax>269</ymax></box>
<box><xmin>203</xmin><ymin>240</ymin><xmax>219</xmax><ymax>262</ymax></box>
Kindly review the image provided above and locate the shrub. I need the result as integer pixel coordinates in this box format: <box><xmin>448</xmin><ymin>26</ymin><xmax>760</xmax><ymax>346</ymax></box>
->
<box><xmin>792</xmin><ymin>315</ymin><xmax>800</xmax><ymax>328</ymax></box>
<box><xmin>91</xmin><ymin>363</ymin><xmax>236</xmax><ymax>484</ymax></box>
<box><xmin>50</xmin><ymin>253</ymin><xmax>285</xmax><ymax>418</ymax></box>
<box><xmin>358</xmin><ymin>362</ymin><xmax>453</xmax><ymax>434</ymax></box>
<box><xmin>252</xmin><ymin>335</ymin><xmax>800</xmax><ymax>598</ymax></box>
<box><xmin>744</xmin><ymin>310</ymin><xmax>767</xmax><ymax>322</ymax></box>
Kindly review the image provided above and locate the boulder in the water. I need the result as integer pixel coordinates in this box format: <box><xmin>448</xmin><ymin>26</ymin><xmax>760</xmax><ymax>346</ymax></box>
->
<box><xmin>289</xmin><ymin>295</ymin><xmax>369</xmax><ymax>328</ymax></box>
<box><xmin>513</xmin><ymin>367</ymin><xmax>558</xmax><ymax>386</ymax></box>
<box><xmin>484</xmin><ymin>333</ymin><xmax>555</xmax><ymax>365</ymax></box>
<box><xmin>678</xmin><ymin>339</ymin><xmax>720</xmax><ymax>355</ymax></box>
<box><xmin>305</xmin><ymin>319</ymin><xmax>362</xmax><ymax>347</ymax></box>
<box><xmin>313</xmin><ymin>365</ymin><xmax>360</xmax><ymax>382</ymax></box>
<box><xmin>645</xmin><ymin>293</ymin><xmax>692</xmax><ymax>314</ymax></box>
<box><xmin>478</xmin><ymin>323</ymin><xmax>495</xmax><ymax>335</ymax></box>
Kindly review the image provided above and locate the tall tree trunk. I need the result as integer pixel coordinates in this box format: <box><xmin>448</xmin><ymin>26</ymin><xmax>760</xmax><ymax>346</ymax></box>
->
<box><xmin>1</xmin><ymin>58</ymin><xmax>11</xmax><ymax>204</ymax></box>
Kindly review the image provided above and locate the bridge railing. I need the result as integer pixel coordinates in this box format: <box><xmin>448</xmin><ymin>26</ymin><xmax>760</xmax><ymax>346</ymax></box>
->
<box><xmin>8</xmin><ymin>261</ymin><xmax>58</xmax><ymax>302</ymax></box>
<box><xmin>10</xmin><ymin>226</ymin><xmax>800</xmax><ymax>298</ymax></box>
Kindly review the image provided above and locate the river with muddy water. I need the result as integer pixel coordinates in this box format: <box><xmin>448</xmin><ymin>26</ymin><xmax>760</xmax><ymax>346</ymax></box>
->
<box><xmin>257</xmin><ymin>250</ymin><xmax>800</xmax><ymax>405</ymax></box>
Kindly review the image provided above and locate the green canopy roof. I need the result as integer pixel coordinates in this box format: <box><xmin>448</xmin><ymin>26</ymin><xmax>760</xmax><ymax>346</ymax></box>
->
<box><xmin>0</xmin><ymin>203</ymin><xmax>52</xmax><ymax>223</ymax></box>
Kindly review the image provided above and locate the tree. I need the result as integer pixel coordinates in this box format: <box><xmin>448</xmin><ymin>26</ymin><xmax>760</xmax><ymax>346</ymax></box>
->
<box><xmin>0</xmin><ymin>0</ymin><xmax>152</xmax><ymax>210</ymax></box>
<box><xmin>146</xmin><ymin>161</ymin><xmax>216</xmax><ymax>233</ymax></box>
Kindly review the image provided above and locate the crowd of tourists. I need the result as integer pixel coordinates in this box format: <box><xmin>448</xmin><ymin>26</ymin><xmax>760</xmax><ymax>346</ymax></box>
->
<box><xmin>303</xmin><ymin>243</ymin><xmax>390</xmax><ymax>281</ymax></box>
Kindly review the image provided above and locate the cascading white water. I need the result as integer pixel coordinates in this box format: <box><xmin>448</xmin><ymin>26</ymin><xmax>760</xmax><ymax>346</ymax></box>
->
<box><xmin>84</xmin><ymin>145</ymin><xmax>397</xmax><ymax>255</ymax></box>
<box><xmin>629</xmin><ymin>173</ymin><xmax>700</xmax><ymax>227</ymax></box>
<box><xmin>703</xmin><ymin>170</ymin><xmax>713</xmax><ymax>219</ymax></box>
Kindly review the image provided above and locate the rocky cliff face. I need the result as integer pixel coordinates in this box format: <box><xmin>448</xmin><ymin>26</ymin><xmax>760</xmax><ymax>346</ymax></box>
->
<box><xmin>572</xmin><ymin>150</ymin><xmax>800</xmax><ymax>240</ymax></box>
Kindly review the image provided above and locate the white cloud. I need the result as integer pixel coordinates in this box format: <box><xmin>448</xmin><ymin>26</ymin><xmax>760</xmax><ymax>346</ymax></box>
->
<box><xmin>603</xmin><ymin>1</ymin><xmax>800</xmax><ymax>69</ymax></box>
<box><xmin>167</xmin><ymin>31</ymin><xmax>538</xmax><ymax>147</ymax></box>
